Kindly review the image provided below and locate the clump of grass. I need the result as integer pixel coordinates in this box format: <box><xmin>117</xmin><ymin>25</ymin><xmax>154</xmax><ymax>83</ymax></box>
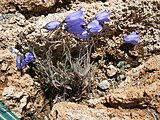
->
<box><xmin>33</xmin><ymin>42</ymin><xmax>94</xmax><ymax>103</ymax></box>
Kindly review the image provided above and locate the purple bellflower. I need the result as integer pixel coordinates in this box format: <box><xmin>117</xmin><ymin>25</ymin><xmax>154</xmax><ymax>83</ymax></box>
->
<box><xmin>16</xmin><ymin>52</ymin><xmax>35</xmax><ymax>70</ymax></box>
<box><xmin>43</xmin><ymin>20</ymin><xmax>61</xmax><ymax>31</ymax></box>
<box><xmin>124</xmin><ymin>32</ymin><xmax>140</xmax><ymax>44</ymax></box>
<box><xmin>65</xmin><ymin>8</ymin><xmax>84</xmax><ymax>22</ymax></box>
<box><xmin>95</xmin><ymin>10</ymin><xmax>111</xmax><ymax>23</ymax></box>
<box><xmin>64</xmin><ymin>18</ymin><xmax>85</xmax><ymax>28</ymax></box>
<box><xmin>87</xmin><ymin>20</ymin><xmax>103</xmax><ymax>33</ymax></box>
<box><xmin>67</xmin><ymin>25</ymin><xmax>90</xmax><ymax>39</ymax></box>
<box><xmin>64</xmin><ymin>8</ymin><xmax>90</xmax><ymax>39</ymax></box>
<box><xmin>64</xmin><ymin>9</ymin><xmax>85</xmax><ymax>29</ymax></box>
<box><xmin>24</xmin><ymin>53</ymin><xmax>35</xmax><ymax>62</ymax></box>
<box><xmin>64</xmin><ymin>8</ymin><xmax>90</xmax><ymax>38</ymax></box>
<box><xmin>64</xmin><ymin>8</ymin><xmax>85</xmax><ymax>29</ymax></box>
<box><xmin>67</xmin><ymin>24</ymin><xmax>85</xmax><ymax>34</ymax></box>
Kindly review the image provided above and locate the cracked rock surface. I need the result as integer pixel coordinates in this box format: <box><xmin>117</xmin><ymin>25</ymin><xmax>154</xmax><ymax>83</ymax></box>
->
<box><xmin>0</xmin><ymin>0</ymin><xmax>160</xmax><ymax>119</ymax></box>
<box><xmin>0</xmin><ymin>0</ymin><xmax>59</xmax><ymax>13</ymax></box>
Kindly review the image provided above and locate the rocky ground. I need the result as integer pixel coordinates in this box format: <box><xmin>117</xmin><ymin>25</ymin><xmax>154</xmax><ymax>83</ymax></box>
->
<box><xmin>0</xmin><ymin>0</ymin><xmax>160</xmax><ymax>120</ymax></box>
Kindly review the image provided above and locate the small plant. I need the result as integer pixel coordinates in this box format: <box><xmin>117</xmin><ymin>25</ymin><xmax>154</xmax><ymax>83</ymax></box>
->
<box><xmin>33</xmin><ymin>44</ymin><xmax>93</xmax><ymax>102</ymax></box>
<box><xmin>14</xmin><ymin>8</ymin><xmax>140</xmax><ymax>104</ymax></box>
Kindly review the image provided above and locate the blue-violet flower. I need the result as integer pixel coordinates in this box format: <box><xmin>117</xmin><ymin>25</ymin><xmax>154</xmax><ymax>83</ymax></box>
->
<box><xmin>124</xmin><ymin>32</ymin><xmax>140</xmax><ymax>44</ymax></box>
<box><xmin>16</xmin><ymin>52</ymin><xmax>35</xmax><ymax>70</ymax></box>
<box><xmin>87</xmin><ymin>20</ymin><xmax>103</xmax><ymax>33</ymax></box>
<box><xmin>43</xmin><ymin>20</ymin><xmax>61</xmax><ymax>31</ymax></box>
<box><xmin>24</xmin><ymin>53</ymin><xmax>35</xmax><ymax>63</ymax></box>
<box><xmin>65</xmin><ymin>8</ymin><xmax>83</xmax><ymax>22</ymax></box>
<box><xmin>16</xmin><ymin>55</ymin><xmax>23</xmax><ymax>70</ymax></box>
<box><xmin>95</xmin><ymin>10</ymin><xmax>111</xmax><ymax>23</ymax></box>
<box><xmin>67</xmin><ymin>24</ymin><xmax>85</xmax><ymax>34</ymax></box>
<box><xmin>64</xmin><ymin>18</ymin><xmax>85</xmax><ymax>28</ymax></box>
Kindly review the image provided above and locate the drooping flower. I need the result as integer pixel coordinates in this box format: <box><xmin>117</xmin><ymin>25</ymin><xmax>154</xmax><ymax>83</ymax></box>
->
<box><xmin>24</xmin><ymin>53</ymin><xmax>35</xmax><ymax>63</ymax></box>
<box><xmin>65</xmin><ymin>8</ymin><xmax>84</xmax><ymax>22</ymax></box>
<box><xmin>64</xmin><ymin>18</ymin><xmax>85</xmax><ymax>28</ymax></box>
<box><xmin>16</xmin><ymin>52</ymin><xmax>35</xmax><ymax>70</ymax></box>
<box><xmin>95</xmin><ymin>10</ymin><xmax>111</xmax><ymax>23</ymax></box>
<box><xmin>87</xmin><ymin>20</ymin><xmax>103</xmax><ymax>33</ymax></box>
<box><xmin>67</xmin><ymin>24</ymin><xmax>90</xmax><ymax>39</ymax></box>
<box><xmin>43</xmin><ymin>20</ymin><xmax>61</xmax><ymax>31</ymax></box>
<box><xmin>64</xmin><ymin>8</ymin><xmax>89</xmax><ymax>38</ymax></box>
<box><xmin>67</xmin><ymin>24</ymin><xmax>85</xmax><ymax>34</ymax></box>
<box><xmin>124</xmin><ymin>32</ymin><xmax>140</xmax><ymax>44</ymax></box>
<box><xmin>64</xmin><ymin>8</ymin><xmax>85</xmax><ymax>30</ymax></box>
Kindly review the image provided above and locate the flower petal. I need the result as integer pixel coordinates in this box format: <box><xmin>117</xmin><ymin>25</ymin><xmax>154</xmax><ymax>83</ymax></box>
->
<box><xmin>96</xmin><ymin>10</ymin><xmax>111</xmax><ymax>23</ymax></box>
<box><xmin>124</xmin><ymin>32</ymin><xmax>140</xmax><ymax>44</ymax></box>
<box><xmin>67</xmin><ymin>25</ymin><xmax>85</xmax><ymax>34</ymax></box>
<box><xmin>90</xmin><ymin>25</ymin><xmax>103</xmax><ymax>33</ymax></box>
<box><xmin>24</xmin><ymin>52</ymin><xmax>35</xmax><ymax>63</ymax></box>
<box><xmin>97</xmin><ymin>17</ymin><xmax>110</xmax><ymax>23</ymax></box>
<box><xmin>16</xmin><ymin>53</ymin><xmax>35</xmax><ymax>70</ymax></box>
<box><xmin>21</xmin><ymin>59</ymin><xmax>27</xmax><ymax>67</ymax></box>
<box><xmin>16</xmin><ymin>55</ymin><xmax>22</xmax><ymax>70</ymax></box>
<box><xmin>65</xmin><ymin>8</ymin><xmax>83</xmax><ymax>22</ymax></box>
<box><xmin>87</xmin><ymin>20</ymin><xmax>103</xmax><ymax>33</ymax></box>
<box><xmin>44</xmin><ymin>20</ymin><xmax>61</xmax><ymax>31</ymax></box>
<box><xmin>64</xmin><ymin>18</ymin><xmax>85</xmax><ymax>28</ymax></box>
<box><xmin>87</xmin><ymin>20</ymin><xmax>99</xmax><ymax>29</ymax></box>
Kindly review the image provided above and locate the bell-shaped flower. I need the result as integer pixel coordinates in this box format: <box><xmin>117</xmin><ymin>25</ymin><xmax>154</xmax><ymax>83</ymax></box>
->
<box><xmin>64</xmin><ymin>18</ymin><xmax>85</xmax><ymax>28</ymax></box>
<box><xmin>95</xmin><ymin>10</ymin><xmax>111</xmax><ymax>23</ymax></box>
<box><xmin>67</xmin><ymin>24</ymin><xmax>85</xmax><ymax>34</ymax></box>
<box><xmin>124</xmin><ymin>32</ymin><xmax>140</xmax><ymax>44</ymax></box>
<box><xmin>87</xmin><ymin>20</ymin><xmax>103</xmax><ymax>33</ymax></box>
<box><xmin>65</xmin><ymin>8</ymin><xmax>83</xmax><ymax>22</ymax></box>
<box><xmin>67</xmin><ymin>24</ymin><xmax>90</xmax><ymax>39</ymax></box>
<box><xmin>43</xmin><ymin>20</ymin><xmax>61</xmax><ymax>31</ymax></box>
<box><xmin>24</xmin><ymin>53</ymin><xmax>35</xmax><ymax>63</ymax></box>
<box><xmin>16</xmin><ymin>52</ymin><xmax>35</xmax><ymax>70</ymax></box>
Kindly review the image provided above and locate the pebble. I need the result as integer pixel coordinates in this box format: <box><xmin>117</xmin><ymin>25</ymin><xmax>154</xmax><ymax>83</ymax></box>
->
<box><xmin>2</xmin><ymin>86</ymin><xmax>16</xmax><ymax>99</ymax></box>
<box><xmin>0</xmin><ymin>75</ymin><xmax>6</xmax><ymax>82</ymax></box>
<box><xmin>0</xmin><ymin>14</ymin><xmax>4</xmax><ymax>21</ymax></box>
<box><xmin>19</xmin><ymin>96</ymin><xmax>28</xmax><ymax>109</ymax></box>
<box><xmin>107</xmin><ymin>65</ymin><xmax>118</xmax><ymax>77</ymax></box>
<box><xmin>98</xmin><ymin>80</ymin><xmax>110</xmax><ymax>90</ymax></box>
<box><xmin>117</xmin><ymin>74</ymin><xmax>126</xmax><ymax>81</ymax></box>
<box><xmin>1</xmin><ymin>63</ymin><xmax>8</xmax><ymax>71</ymax></box>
